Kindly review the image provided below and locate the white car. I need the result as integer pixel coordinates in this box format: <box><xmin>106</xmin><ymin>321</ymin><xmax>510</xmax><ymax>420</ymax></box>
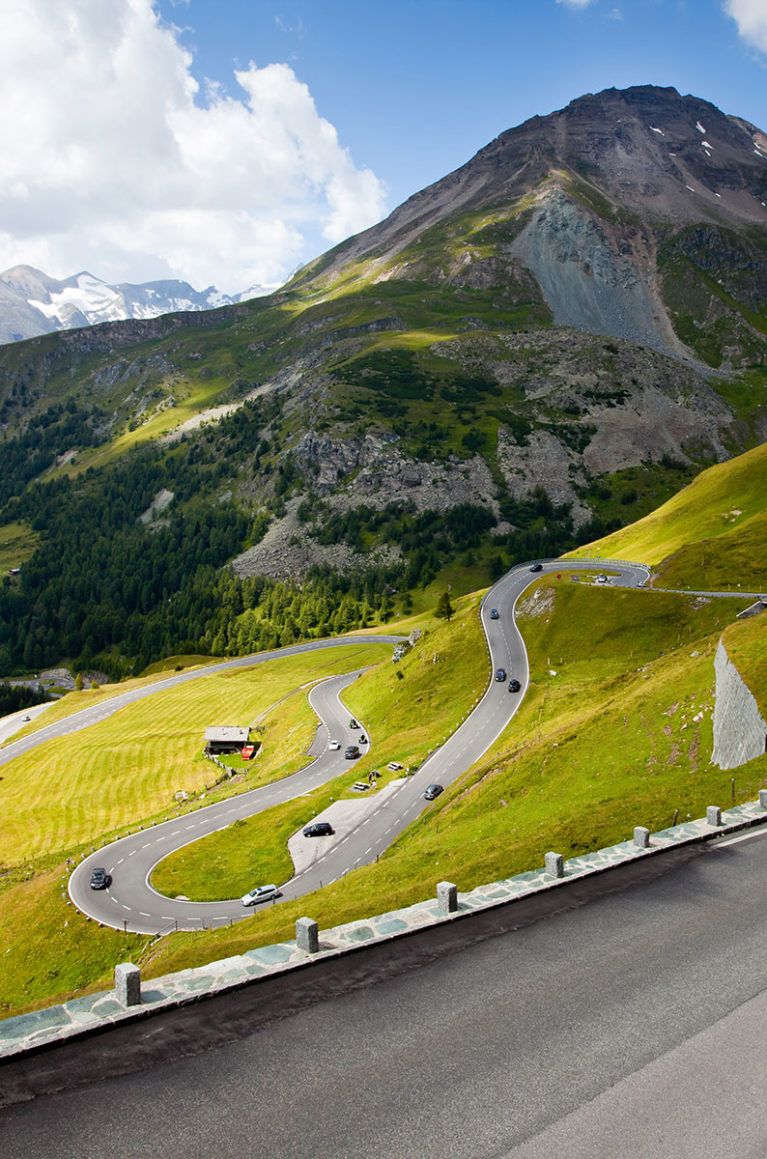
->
<box><xmin>241</xmin><ymin>884</ymin><xmax>281</xmax><ymax>907</ymax></box>
<box><xmin>328</xmin><ymin>740</ymin><xmax>341</xmax><ymax>751</ymax></box>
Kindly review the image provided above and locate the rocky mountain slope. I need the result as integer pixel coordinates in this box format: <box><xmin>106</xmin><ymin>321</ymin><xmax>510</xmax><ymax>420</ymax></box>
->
<box><xmin>0</xmin><ymin>265</ymin><xmax>272</xmax><ymax>344</ymax></box>
<box><xmin>1</xmin><ymin>84</ymin><xmax>766</xmax><ymax>596</ymax></box>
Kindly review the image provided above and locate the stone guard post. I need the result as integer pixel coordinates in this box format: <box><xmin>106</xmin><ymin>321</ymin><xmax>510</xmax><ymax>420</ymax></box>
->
<box><xmin>437</xmin><ymin>881</ymin><xmax>458</xmax><ymax>915</ymax></box>
<box><xmin>296</xmin><ymin>917</ymin><xmax>319</xmax><ymax>954</ymax></box>
<box><xmin>114</xmin><ymin>963</ymin><xmax>141</xmax><ymax>1007</ymax></box>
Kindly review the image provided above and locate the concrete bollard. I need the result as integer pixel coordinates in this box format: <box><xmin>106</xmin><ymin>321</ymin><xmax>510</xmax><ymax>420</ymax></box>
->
<box><xmin>759</xmin><ymin>790</ymin><xmax>767</xmax><ymax>810</ymax></box>
<box><xmin>114</xmin><ymin>962</ymin><xmax>141</xmax><ymax>1007</ymax></box>
<box><xmin>296</xmin><ymin>917</ymin><xmax>319</xmax><ymax>954</ymax></box>
<box><xmin>437</xmin><ymin>881</ymin><xmax>458</xmax><ymax>915</ymax></box>
<box><xmin>544</xmin><ymin>851</ymin><xmax>564</xmax><ymax>878</ymax></box>
<box><xmin>633</xmin><ymin>826</ymin><xmax>650</xmax><ymax>848</ymax></box>
<box><xmin>707</xmin><ymin>805</ymin><xmax>722</xmax><ymax>827</ymax></box>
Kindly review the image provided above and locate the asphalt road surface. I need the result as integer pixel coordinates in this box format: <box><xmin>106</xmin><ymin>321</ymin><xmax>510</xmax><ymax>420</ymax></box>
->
<box><xmin>4</xmin><ymin>826</ymin><xmax>767</xmax><ymax>1157</ymax></box>
<box><xmin>68</xmin><ymin>559</ymin><xmax>651</xmax><ymax>932</ymax></box>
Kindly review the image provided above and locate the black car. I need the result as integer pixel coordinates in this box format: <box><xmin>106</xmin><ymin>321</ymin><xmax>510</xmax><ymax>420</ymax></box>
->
<box><xmin>345</xmin><ymin>745</ymin><xmax>360</xmax><ymax>759</ymax></box>
<box><xmin>349</xmin><ymin>718</ymin><xmax>360</xmax><ymax>728</ymax></box>
<box><xmin>424</xmin><ymin>783</ymin><xmax>444</xmax><ymax>801</ymax></box>
<box><xmin>89</xmin><ymin>867</ymin><xmax>111</xmax><ymax>890</ymax></box>
<box><xmin>508</xmin><ymin>678</ymin><xmax>521</xmax><ymax>693</ymax></box>
<box><xmin>529</xmin><ymin>562</ymin><xmax>543</xmax><ymax>572</ymax></box>
<box><xmin>495</xmin><ymin>668</ymin><xmax>507</xmax><ymax>682</ymax></box>
<box><xmin>303</xmin><ymin>821</ymin><xmax>334</xmax><ymax>837</ymax></box>
<box><xmin>490</xmin><ymin>608</ymin><xmax>500</xmax><ymax>620</ymax></box>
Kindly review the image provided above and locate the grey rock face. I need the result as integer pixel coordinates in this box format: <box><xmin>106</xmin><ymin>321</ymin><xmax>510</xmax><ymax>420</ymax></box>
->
<box><xmin>712</xmin><ymin>640</ymin><xmax>767</xmax><ymax>769</ymax></box>
<box><xmin>511</xmin><ymin>190</ymin><xmax>682</xmax><ymax>357</ymax></box>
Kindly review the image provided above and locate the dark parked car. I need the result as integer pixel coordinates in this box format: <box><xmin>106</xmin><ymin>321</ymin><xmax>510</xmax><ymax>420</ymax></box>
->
<box><xmin>529</xmin><ymin>562</ymin><xmax>543</xmax><ymax>572</ymax></box>
<box><xmin>490</xmin><ymin>608</ymin><xmax>500</xmax><ymax>620</ymax></box>
<box><xmin>89</xmin><ymin>867</ymin><xmax>111</xmax><ymax>890</ymax></box>
<box><xmin>495</xmin><ymin>668</ymin><xmax>507</xmax><ymax>682</ymax></box>
<box><xmin>303</xmin><ymin>821</ymin><xmax>334</xmax><ymax>837</ymax></box>
<box><xmin>508</xmin><ymin>678</ymin><xmax>521</xmax><ymax>693</ymax></box>
<box><xmin>424</xmin><ymin>783</ymin><xmax>444</xmax><ymax>801</ymax></box>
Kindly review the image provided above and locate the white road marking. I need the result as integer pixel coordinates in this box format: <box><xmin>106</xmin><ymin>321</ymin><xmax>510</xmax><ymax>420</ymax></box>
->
<box><xmin>717</xmin><ymin>827</ymin><xmax>767</xmax><ymax>848</ymax></box>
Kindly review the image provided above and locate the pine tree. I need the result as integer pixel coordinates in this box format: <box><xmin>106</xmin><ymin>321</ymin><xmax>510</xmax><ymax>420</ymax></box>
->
<box><xmin>435</xmin><ymin>591</ymin><xmax>454</xmax><ymax>621</ymax></box>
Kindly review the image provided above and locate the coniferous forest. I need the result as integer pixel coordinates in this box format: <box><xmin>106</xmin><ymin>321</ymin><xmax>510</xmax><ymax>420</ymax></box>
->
<box><xmin>0</xmin><ymin>393</ymin><xmax>605</xmax><ymax>679</ymax></box>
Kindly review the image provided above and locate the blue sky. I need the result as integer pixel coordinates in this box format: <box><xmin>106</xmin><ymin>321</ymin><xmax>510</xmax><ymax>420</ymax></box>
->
<box><xmin>160</xmin><ymin>0</ymin><xmax>767</xmax><ymax>213</ymax></box>
<box><xmin>0</xmin><ymin>1</ymin><xmax>764</xmax><ymax>293</ymax></box>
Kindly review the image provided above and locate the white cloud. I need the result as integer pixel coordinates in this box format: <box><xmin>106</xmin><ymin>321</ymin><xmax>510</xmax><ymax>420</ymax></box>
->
<box><xmin>724</xmin><ymin>0</ymin><xmax>767</xmax><ymax>54</ymax></box>
<box><xmin>555</xmin><ymin>0</ymin><xmax>596</xmax><ymax>8</ymax></box>
<box><xmin>0</xmin><ymin>0</ymin><xmax>387</xmax><ymax>292</ymax></box>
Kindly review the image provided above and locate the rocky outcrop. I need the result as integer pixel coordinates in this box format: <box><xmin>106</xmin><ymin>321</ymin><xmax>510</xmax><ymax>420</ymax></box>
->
<box><xmin>711</xmin><ymin>640</ymin><xmax>767</xmax><ymax>769</ymax></box>
<box><xmin>230</xmin><ymin>498</ymin><xmax>401</xmax><ymax>581</ymax></box>
<box><xmin>510</xmin><ymin>189</ymin><xmax>684</xmax><ymax>358</ymax></box>
<box><xmin>290</xmin><ymin>430</ymin><xmax>499</xmax><ymax>516</ymax></box>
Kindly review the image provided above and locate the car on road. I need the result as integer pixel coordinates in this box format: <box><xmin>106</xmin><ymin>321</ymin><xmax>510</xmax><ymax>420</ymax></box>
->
<box><xmin>349</xmin><ymin>718</ymin><xmax>360</xmax><ymax>728</ymax></box>
<box><xmin>241</xmin><ymin>884</ymin><xmax>281</xmax><ymax>906</ymax></box>
<box><xmin>328</xmin><ymin>740</ymin><xmax>341</xmax><ymax>750</ymax></box>
<box><xmin>303</xmin><ymin>821</ymin><xmax>334</xmax><ymax>837</ymax></box>
<box><xmin>89</xmin><ymin>867</ymin><xmax>111</xmax><ymax>890</ymax></box>
<box><xmin>508</xmin><ymin>678</ymin><xmax>521</xmax><ymax>693</ymax></box>
<box><xmin>21</xmin><ymin>714</ymin><xmax>30</xmax><ymax>722</ymax></box>
<box><xmin>490</xmin><ymin>608</ymin><xmax>500</xmax><ymax>620</ymax></box>
<box><xmin>529</xmin><ymin>562</ymin><xmax>543</xmax><ymax>572</ymax></box>
<box><xmin>495</xmin><ymin>668</ymin><xmax>507</xmax><ymax>682</ymax></box>
<box><xmin>345</xmin><ymin>745</ymin><xmax>360</xmax><ymax>759</ymax></box>
<box><xmin>424</xmin><ymin>783</ymin><xmax>444</xmax><ymax>800</ymax></box>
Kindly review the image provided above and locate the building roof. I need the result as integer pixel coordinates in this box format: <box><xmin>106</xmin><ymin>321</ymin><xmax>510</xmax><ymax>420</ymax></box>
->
<box><xmin>204</xmin><ymin>726</ymin><xmax>249</xmax><ymax>743</ymax></box>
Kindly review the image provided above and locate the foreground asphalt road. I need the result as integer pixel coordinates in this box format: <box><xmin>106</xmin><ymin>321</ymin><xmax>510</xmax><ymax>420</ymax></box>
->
<box><xmin>68</xmin><ymin>559</ymin><xmax>650</xmax><ymax>932</ymax></box>
<box><xmin>4</xmin><ymin>827</ymin><xmax>767</xmax><ymax>1156</ymax></box>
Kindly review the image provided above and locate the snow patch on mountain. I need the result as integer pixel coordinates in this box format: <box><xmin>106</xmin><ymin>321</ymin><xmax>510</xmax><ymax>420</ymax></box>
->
<box><xmin>0</xmin><ymin>266</ymin><xmax>279</xmax><ymax>344</ymax></box>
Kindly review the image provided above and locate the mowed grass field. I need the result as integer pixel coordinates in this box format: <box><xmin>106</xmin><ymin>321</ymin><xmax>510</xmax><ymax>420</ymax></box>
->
<box><xmin>567</xmin><ymin>440</ymin><xmax>767</xmax><ymax>592</ymax></box>
<box><xmin>0</xmin><ymin>642</ymin><xmax>390</xmax><ymax>869</ymax></box>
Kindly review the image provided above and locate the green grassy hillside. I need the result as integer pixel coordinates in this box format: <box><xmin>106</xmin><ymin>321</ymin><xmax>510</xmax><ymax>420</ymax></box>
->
<box><xmin>568</xmin><ymin>440</ymin><xmax>767</xmax><ymax>591</ymax></box>
<box><xmin>1</xmin><ymin>569</ymin><xmax>763</xmax><ymax>1019</ymax></box>
<box><xmin>139</xmin><ymin>575</ymin><xmax>761</xmax><ymax>985</ymax></box>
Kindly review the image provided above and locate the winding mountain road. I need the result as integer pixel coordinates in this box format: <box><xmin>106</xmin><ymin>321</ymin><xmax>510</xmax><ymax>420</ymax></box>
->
<box><xmin>58</xmin><ymin>559</ymin><xmax>656</xmax><ymax>933</ymax></box>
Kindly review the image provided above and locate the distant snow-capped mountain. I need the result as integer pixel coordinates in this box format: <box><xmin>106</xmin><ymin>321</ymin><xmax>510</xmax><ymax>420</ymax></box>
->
<box><xmin>0</xmin><ymin>265</ymin><xmax>276</xmax><ymax>344</ymax></box>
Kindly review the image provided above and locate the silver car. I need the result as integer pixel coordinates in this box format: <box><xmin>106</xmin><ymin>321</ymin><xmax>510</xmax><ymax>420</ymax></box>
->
<box><xmin>241</xmin><ymin>884</ymin><xmax>281</xmax><ymax>906</ymax></box>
